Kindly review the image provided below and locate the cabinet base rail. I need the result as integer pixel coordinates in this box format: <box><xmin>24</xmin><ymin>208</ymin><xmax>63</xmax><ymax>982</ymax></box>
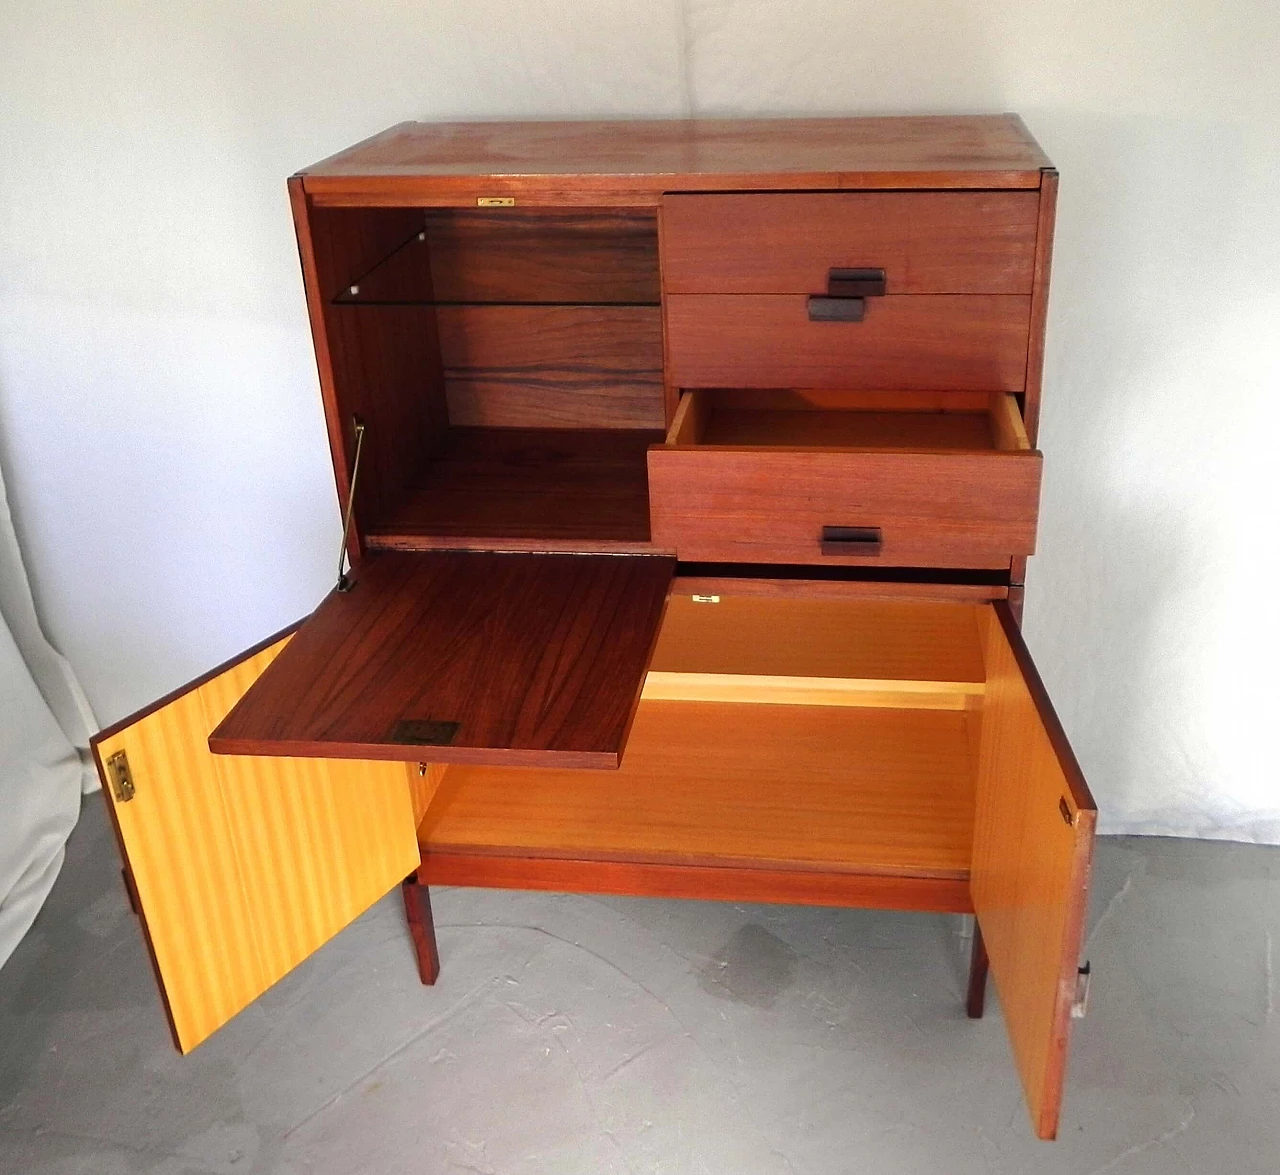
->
<box><xmin>409</xmin><ymin>853</ymin><xmax>989</xmax><ymax>1013</ymax></box>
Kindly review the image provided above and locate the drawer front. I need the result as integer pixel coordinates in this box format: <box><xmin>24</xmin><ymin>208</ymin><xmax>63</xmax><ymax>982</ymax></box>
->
<box><xmin>662</xmin><ymin>192</ymin><xmax>1039</xmax><ymax>295</ymax></box>
<box><xmin>647</xmin><ymin>448</ymin><xmax>1042</xmax><ymax>567</ymax></box>
<box><xmin>666</xmin><ymin>294</ymin><xmax>1031</xmax><ymax>392</ymax></box>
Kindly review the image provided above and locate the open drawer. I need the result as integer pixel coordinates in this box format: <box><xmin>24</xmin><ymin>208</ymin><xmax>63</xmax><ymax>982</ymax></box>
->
<box><xmin>648</xmin><ymin>389</ymin><xmax>1043</xmax><ymax>568</ymax></box>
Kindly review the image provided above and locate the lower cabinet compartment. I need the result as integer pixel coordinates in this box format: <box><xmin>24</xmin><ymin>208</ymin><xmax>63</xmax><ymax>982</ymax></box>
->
<box><xmin>417</xmin><ymin>593</ymin><xmax>988</xmax><ymax>908</ymax></box>
<box><xmin>412</xmin><ymin>588</ymin><xmax>1097</xmax><ymax>1139</ymax></box>
<box><xmin>97</xmin><ymin>583</ymin><xmax>1095</xmax><ymax>1140</ymax></box>
<box><xmin>418</xmin><ymin>699</ymin><xmax>977</xmax><ymax>911</ymax></box>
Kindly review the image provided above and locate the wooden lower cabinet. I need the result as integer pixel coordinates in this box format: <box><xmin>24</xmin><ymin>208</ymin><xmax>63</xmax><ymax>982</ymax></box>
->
<box><xmin>93</xmin><ymin>115</ymin><xmax>1095</xmax><ymax>1139</ymax></box>
<box><xmin>94</xmin><ymin>585</ymin><xmax>1094</xmax><ymax>1139</ymax></box>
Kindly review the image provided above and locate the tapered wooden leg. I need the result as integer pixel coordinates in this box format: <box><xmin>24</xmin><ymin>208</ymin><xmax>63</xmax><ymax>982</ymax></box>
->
<box><xmin>402</xmin><ymin>874</ymin><xmax>440</xmax><ymax>985</ymax></box>
<box><xmin>121</xmin><ymin>868</ymin><xmax>140</xmax><ymax>916</ymax></box>
<box><xmin>966</xmin><ymin>922</ymin><xmax>989</xmax><ymax>1019</ymax></box>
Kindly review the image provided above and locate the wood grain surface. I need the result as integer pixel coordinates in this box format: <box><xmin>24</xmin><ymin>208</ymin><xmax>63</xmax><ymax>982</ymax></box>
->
<box><xmin>642</xmin><ymin>595</ymin><xmax>985</xmax><ymax>708</ymax></box>
<box><xmin>436</xmin><ymin>305</ymin><xmax>664</xmax><ymax>429</ymax></box>
<box><xmin>370</xmin><ymin>427</ymin><xmax>661</xmax><ymax>545</ymax></box>
<box><xmin>704</xmin><ymin>407</ymin><xmax>997</xmax><ymax>450</ymax></box>
<box><xmin>333</xmin><ymin>209</ymin><xmax>661</xmax><ymax>305</ymax></box>
<box><xmin>93</xmin><ymin>637</ymin><xmax>420</xmax><ymax>1053</ymax></box>
<box><xmin>990</xmin><ymin>390</ymin><xmax>1032</xmax><ymax>450</ymax></box>
<box><xmin>407</xmin><ymin>761</ymin><xmax>448</xmax><ymax>827</ymax></box>
<box><xmin>662</xmin><ymin>191</ymin><xmax>1038</xmax><ymax>294</ymax></box>
<box><xmin>299</xmin><ymin>116</ymin><xmax>1051</xmax><ymax>206</ymax></box>
<box><xmin>665</xmin><ymin>293</ymin><xmax>1031</xmax><ymax>392</ymax></box>
<box><xmin>971</xmin><ymin>602</ymin><xmax>1096</xmax><ymax>1139</ymax></box>
<box><xmin>289</xmin><ymin>186</ymin><xmax>448</xmax><ymax>559</ymax></box>
<box><xmin>324</xmin><ymin>305</ymin><xmax>449</xmax><ymax>533</ymax></box>
<box><xmin>648</xmin><ymin>446</ymin><xmax>1042</xmax><ymax>567</ymax></box>
<box><xmin>418</xmin><ymin>700</ymin><xmax>976</xmax><ymax>878</ymax></box>
<box><xmin>641</xmin><ymin>673</ymin><xmax>981</xmax><ymax>711</ymax></box>
<box><xmin>1023</xmin><ymin>170</ymin><xmax>1059</xmax><ymax>444</ymax></box>
<box><xmin>209</xmin><ymin>551</ymin><xmax>675</xmax><ymax>767</ymax></box>
<box><xmin>649</xmin><ymin>594</ymin><xmax>985</xmax><ymax>683</ymax></box>
<box><xmin>426</xmin><ymin>208</ymin><xmax>659</xmax><ymax>303</ymax></box>
<box><xmin>678</xmin><ymin>390</ymin><xmax>1029</xmax><ymax>452</ymax></box>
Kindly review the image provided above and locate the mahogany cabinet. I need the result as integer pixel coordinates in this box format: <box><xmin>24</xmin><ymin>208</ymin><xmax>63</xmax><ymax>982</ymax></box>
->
<box><xmin>92</xmin><ymin>116</ymin><xmax>1095</xmax><ymax>1140</ymax></box>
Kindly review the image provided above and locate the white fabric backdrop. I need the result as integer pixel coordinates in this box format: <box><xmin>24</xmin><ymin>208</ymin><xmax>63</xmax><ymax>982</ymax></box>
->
<box><xmin>1</xmin><ymin>1</ymin><xmax>1278</xmax><ymax>842</ymax></box>
<box><xmin>0</xmin><ymin>460</ymin><xmax>95</xmax><ymax>967</ymax></box>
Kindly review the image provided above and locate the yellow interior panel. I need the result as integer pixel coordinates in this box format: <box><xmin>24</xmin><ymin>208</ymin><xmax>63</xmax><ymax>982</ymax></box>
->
<box><xmin>970</xmin><ymin>607</ymin><xmax>1096</xmax><ymax>1139</ymax></box>
<box><xmin>96</xmin><ymin>636</ymin><xmax>421</xmax><ymax>1052</ymax></box>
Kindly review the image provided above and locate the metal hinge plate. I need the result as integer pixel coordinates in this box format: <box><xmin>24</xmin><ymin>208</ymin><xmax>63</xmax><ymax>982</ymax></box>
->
<box><xmin>106</xmin><ymin>750</ymin><xmax>136</xmax><ymax>803</ymax></box>
<box><xmin>390</xmin><ymin>719</ymin><xmax>461</xmax><ymax>747</ymax></box>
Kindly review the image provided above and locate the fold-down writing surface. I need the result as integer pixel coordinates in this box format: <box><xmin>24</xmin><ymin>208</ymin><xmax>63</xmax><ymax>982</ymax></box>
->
<box><xmin>209</xmin><ymin>551</ymin><xmax>674</xmax><ymax>768</ymax></box>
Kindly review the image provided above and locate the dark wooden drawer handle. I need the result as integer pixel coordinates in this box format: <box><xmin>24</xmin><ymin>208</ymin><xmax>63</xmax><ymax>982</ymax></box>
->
<box><xmin>827</xmin><ymin>268</ymin><xmax>886</xmax><ymax>298</ymax></box>
<box><xmin>808</xmin><ymin>295</ymin><xmax>866</xmax><ymax>322</ymax></box>
<box><xmin>808</xmin><ymin>268</ymin><xmax>886</xmax><ymax>322</ymax></box>
<box><xmin>820</xmin><ymin>526</ymin><xmax>883</xmax><ymax>556</ymax></box>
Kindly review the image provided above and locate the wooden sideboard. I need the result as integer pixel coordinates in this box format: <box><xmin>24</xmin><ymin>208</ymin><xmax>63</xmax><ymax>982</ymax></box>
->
<box><xmin>92</xmin><ymin>116</ymin><xmax>1094</xmax><ymax>1141</ymax></box>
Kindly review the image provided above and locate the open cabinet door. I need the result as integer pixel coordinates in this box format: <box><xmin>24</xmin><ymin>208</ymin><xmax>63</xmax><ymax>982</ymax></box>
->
<box><xmin>91</xmin><ymin>630</ymin><xmax>422</xmax><ymax>1053</ymax></box>
<box><xmin>972</xmin><ymin>602</ymin><xmax>1097</xmax><ymax>1140</ymax></box>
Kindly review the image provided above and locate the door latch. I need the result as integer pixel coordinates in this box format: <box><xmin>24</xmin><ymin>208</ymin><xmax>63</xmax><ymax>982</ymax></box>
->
<box><xmin>106</xmin><ymin>750</ymin><xmax>136</xmax><ymax>803</ymax></box>
<box><xmin>1070</xmin><ymin>961</ymin><xmax>1092</xmax><ymax>1018</ymax></box>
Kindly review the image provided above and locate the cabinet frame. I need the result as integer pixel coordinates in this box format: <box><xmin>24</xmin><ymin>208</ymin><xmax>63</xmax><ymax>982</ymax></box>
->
<box><xmin>96</xmin><ymin>115</ymin><xmax>1091</xmax><ymax>1141</ymax></box>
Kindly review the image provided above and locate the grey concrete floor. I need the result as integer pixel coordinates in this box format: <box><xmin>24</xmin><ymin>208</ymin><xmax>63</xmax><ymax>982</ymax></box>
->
<box><xmin>2</xmin><ymin>804</ymin><xmax>1279</xmax><ymax>1174</ymax></box>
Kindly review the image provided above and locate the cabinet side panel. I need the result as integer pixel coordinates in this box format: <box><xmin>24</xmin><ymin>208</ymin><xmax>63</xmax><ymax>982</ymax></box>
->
<box><xmin>971</xmin><ymin>602</ymin><xmax>1095</xmax><ymax>1139</ymax></box>
<box><xmin>324</xmin><ymin>304</ymin><xmax>449</xmax><ymax>532</ymax></box>
<box><xmin>1023</xmin><ymin>170</ymin><xmax>1058</xmax><ymax>444</ymax></box>
<box><xmin>289</xmin><ymin>182</ymin><xmax>447</xmax><ymax>554</ymax></box>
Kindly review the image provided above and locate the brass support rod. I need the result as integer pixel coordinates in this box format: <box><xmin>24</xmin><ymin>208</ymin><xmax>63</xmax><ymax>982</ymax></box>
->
<box><xmin>336</xmin><ymin>419</ymin><xmax>366</xmax><ymax>593</ymax></box>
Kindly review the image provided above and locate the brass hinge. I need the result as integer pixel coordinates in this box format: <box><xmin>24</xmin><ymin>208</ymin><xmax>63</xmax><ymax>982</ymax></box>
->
<box><xmin>1071</xmin><ymin>961</ymin><xmax>1092</xmax><ymax>1019</ymax></box>
<box><xmin>106</xmin><ymin>750</ymin><xmax>136</xmax><ymax>803</ymax></box>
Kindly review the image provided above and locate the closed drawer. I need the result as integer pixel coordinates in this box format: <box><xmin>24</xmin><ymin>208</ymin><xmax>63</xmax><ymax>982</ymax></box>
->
<box><xmin>661</xmin><ymin>191</ymin><xmax>1039</xmax><ymax>295</ymax></box>
<box><xmin>647</xmin><ymin>390</ymin><xmax>1041</xmax><ymax>568</ymax></box>
<box><xmin>665</xmin><ymin>293</ymin><xmax>1031</xmax><ymax>392</ymax></box>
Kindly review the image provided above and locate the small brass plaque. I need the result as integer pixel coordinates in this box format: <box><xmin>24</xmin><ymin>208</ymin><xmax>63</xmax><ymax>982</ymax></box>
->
<box><xmin>477</xmin><ymin>196</ymin><xmax>515</xmax><ymax>207</ymax></box>
<box><xmin>691</xmin><ymin>594</ymin><xmax>720</xmax><ymax>604</ymax></box>
<box><xmin>106</xmin><ymin>750</ymin><xmax>136</xmax><ymax>803</ymax></box>
<box><xmin>390</xmin><ymin>719</ymin><xmax>461</xmax><ymax>746</ymax></box>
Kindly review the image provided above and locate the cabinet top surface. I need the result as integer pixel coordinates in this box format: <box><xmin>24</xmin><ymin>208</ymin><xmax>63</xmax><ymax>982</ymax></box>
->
<box><xmin>298</xmin><ymin>115</ymin><xmax>1052</xmax><ymax>199</ymax></box>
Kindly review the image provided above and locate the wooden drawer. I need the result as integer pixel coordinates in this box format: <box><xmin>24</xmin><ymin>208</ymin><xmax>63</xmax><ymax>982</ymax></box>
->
<box><xmin>661</xmin><ymin>190</ymin><xmax>1037</xmax><ymax>392</ymax></box>
<box><xmin>665</xmin><ymin>292</ymin><xmax>1031</xmax><ymax>392</ymax></box>
<box><xmin>661</xmin><ymin>191</ymin><xmax>1039</xmax><ymax>295</ymax></box>
<box><xmin>648</xmin><ymin>390</ymin><xmax>1041</xmax><ymax>567</ymax></box>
